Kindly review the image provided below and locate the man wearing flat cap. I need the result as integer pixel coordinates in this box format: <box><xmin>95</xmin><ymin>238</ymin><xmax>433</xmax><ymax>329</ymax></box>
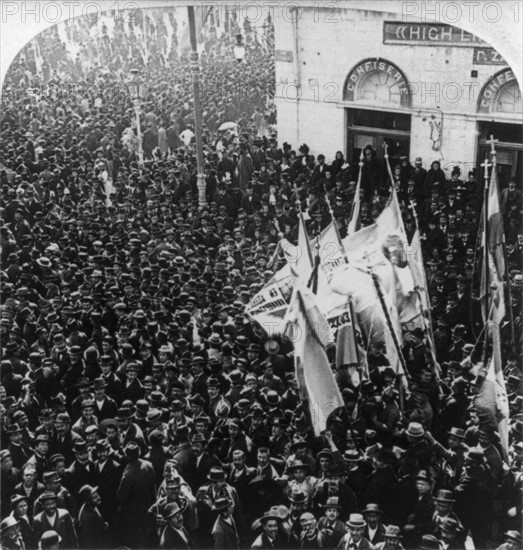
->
<box><xmin>32</xmin><ymin>491</ymin><xmax>77</xmax><ymax>550</ymax></box>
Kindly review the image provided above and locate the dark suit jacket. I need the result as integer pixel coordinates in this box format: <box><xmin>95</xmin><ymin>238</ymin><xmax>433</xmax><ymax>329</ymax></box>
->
<box><xmin>364</xmin><ymin>523</ymin><xmax>386</xmax><ymax>546</ymax></box>
<box><xmin>123</xmin><ymin>378</ymin><xmax>145</xmax><ymax>403</ymax></box>
<box><xmin>94</xmin><ymin>458</ymin><xmax>122</xmax><ymax>521</ymax></box>
<box><xmin>8</xmin><ymin>442</ymin><xmax>31</xmax><ymax>470</ymax></box>
<box><xmin>212</xmin><ymin>515</ymin><xmax>241</xmax><ymax>549</ymax></box>
<box><xmin>65</xmin><ymin>460</ymin><xmax>96</xmax><ymax>496</ymax></box>
<box><xmin>33</xmin><ymin>509</ymin><xmax>78</xmax><ymax>549</ymax></box>
<box><xmin>159</xmin><ymin>524</ymin><xmax>192</xmax><ymax>549</ymax></box>
<box><xmin>337</xmin><ymin>534</ymin><xmax>374</xmax><ymax>550</ymax></box>
<box><xmin>92</xmin><ymin>396</ymin><xmax>118</xmax><ymax>422</ymax></box>
<box><xmin>50</xmin><ymin>430</ymin><xmax>82</xmax><ymax>467</ymax></box>
<box><xmin>14</xmin><ymin>481</ymin><xmax>44</xmax><ymax>520</ymax></box>
<box><xmin>77</xmin><ymin>503</ymin><xmax>107</xmax><ymax>549</ymax></box>
<box><xmin>190</xmin><ymin>452</ymin><xmax>220</xmax><ymax>493</ymax></box>
<box><xmin>171</xmin><ymin>442</ymin><xmax>196</xmax><ymax>481</ymax></box>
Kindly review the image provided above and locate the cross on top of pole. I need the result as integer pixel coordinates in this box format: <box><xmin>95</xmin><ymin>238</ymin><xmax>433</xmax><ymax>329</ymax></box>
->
<box><xmin>488</xmin><ymin>134</ymin><xmax>499</xmax><ymax>164</ymax></box>
<box><xmin>382</xmin><ymin>141</ymin><xmax>389</xmax><ymax>160</ymax></box>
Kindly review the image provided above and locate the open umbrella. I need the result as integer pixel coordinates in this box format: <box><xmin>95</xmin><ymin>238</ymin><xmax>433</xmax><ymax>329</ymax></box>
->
<box><xmin>218</xmin><ymin>121</ymin><xmax>238</xmax><ymax>132</ymax></box>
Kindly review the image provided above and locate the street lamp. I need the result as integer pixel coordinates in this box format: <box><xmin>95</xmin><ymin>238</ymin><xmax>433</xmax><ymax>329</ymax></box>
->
<box><xmin>128</xmin><ymin>68</ymin><xmax>144</xmax><ymax>167</ymax></box>
<box><xmin>187</xmin><ymin>6</ymin><xmax>207</xmax><ymax>209</ymax></box>
<box><xmin>233</xmin><ymin>33</ymin><xmax>246</xmax><ymax>62</ymax></box>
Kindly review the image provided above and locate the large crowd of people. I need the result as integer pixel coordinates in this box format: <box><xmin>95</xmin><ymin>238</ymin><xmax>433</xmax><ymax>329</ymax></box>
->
<box><xmin>0</xmin><ymin>7</ymin><xmax>522</xmax><ymax>550</ymax></box>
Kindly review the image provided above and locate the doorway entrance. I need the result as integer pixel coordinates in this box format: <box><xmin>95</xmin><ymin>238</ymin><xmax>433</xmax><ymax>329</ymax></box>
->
<box><xmin>347</xmin><ymin>109</ymin><xmax>411</xmax><ymax>182</ymax></box>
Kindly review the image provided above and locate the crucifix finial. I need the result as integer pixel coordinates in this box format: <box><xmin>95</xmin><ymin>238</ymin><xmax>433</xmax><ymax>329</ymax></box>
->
<box><xmin>488</xmin><ymin>134</ymin><xmax>498</xmax><ymax>164</ymax></box>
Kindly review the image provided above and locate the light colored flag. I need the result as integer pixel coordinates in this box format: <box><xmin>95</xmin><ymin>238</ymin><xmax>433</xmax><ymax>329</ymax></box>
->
<box><xmin>474</xmin><ymin>322</ymin><xmax>509</xmax><ymax>459</ymax></box>
<box><xmin>281</xmin><ymin>213</ymin><xmax>314</xmax><ymax>283</ymax></box>
<box><xmin>329</xmin><ymin>264</ymin><xmax>403</xmax><ymax>375</ymax></box>
<box><xmin>285</xmin><ymin>286</ymin><xmax>344</xmax><ymax>435</ymax></box>
<box><xmin>342</xmin><ymin>189</ymin><xmax>419</xmax><ymax>326</ymax></box>
<box><xmin>408</xmin><ymin>226</ymin><xmax>441</xmax><ymax>374</ymax></box>
<box><xmin>480</xmin><ymin>162</ymin><xmax>506</xmax><ymax>323</ymax></box>
<box><xmin>245</xmin><ymin>264</ymin><xmax>294</xmax><ymax>336</ymax></box>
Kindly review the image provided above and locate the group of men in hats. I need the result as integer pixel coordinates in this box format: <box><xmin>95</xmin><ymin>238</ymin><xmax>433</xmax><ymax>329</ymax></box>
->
<box><xmin>1</xmin><ymin>5</ymin><xmax>523</xmax><ymax>550</ymax></box>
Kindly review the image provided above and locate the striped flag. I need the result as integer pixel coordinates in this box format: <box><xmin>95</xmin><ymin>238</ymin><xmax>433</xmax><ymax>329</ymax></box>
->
<box><xmin>285</xmin><ymin>286</ymin><xmax>344</xmax><ymax>435</ymax></box>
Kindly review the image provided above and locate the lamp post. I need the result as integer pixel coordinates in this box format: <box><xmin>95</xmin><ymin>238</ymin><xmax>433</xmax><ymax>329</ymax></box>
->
<box><xmin>187</xmin><ymin>6</ymin><xmax>207</xmax><ymax>208</ymax></box>
<box><xmin>128</xmin><ymin>68</ymin><xmax>144</xmax><ymax>168</ymax></box>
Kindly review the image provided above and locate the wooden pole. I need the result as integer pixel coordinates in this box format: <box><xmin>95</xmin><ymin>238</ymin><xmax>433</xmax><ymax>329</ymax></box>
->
<box><xmin>369</xmin><ymin>267</ymin><xmax>410</xmax><ymax>384</ymax></box>
<box><xmin>348</xmin><ymin>148</ymin><xmax>364</xmax><ymax>235</ymax></box>
<box><xmin>481</xmin><ymin>156</ymin><xmax>492</xmax><ymax>323</ymax></box>
<box><xmin>383</xmin><ymin>141</ymin><xmax>395</xmax><ymax>193</ymax></box>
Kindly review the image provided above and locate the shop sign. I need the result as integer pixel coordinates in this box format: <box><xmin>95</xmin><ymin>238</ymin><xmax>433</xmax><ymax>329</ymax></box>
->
<box><xmin>384</xmin><ymin>22</ymin><xmax>487</xmax><ymax>47</ymax></box>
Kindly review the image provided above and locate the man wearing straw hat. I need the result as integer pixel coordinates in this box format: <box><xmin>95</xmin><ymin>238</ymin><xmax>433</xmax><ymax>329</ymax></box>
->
<box><xmin>337</xmin><ymin>513</ymin><xmax>374</xmax><ymax>550</ymax></box>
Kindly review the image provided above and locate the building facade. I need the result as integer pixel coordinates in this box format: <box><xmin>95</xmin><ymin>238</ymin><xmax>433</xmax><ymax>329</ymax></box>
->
<box><xmin>274</xmin><ymin>6</ymin><xmax>522</xmax><ymax>187</ymax></box>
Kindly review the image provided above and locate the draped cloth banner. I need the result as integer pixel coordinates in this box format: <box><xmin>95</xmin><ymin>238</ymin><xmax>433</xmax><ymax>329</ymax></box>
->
<box><xmin>284</xmin><ymin>286</ymin><xmax>344</xmax><ymax>436</ymax></box>
<box><xmin>341</xmin><ymin>189</ymin><xmax>419</xmax><ymax>326</ymax></box>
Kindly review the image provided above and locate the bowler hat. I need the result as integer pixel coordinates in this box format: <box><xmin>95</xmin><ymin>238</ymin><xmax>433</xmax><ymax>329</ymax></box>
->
<box><xmin>321</xmin><ymin>496</ymin><xmax>341</xmax><ymax>509</ymax></box>
<box><xmin>362</xmin><ymin>503</ymin><xmax>383</xmax><ymax>515</ymax></box>
<box><xmin>163</xmin><ymin>502</ymin><xmax>182</xmax><ymax>519</ymax></box>
<box><xmin>208</xmin><ymin>467</ymin><xmax>226</xmax><ymax>482</ymax></box>
<box><xmin>434</xmin><ymin>489</ymin><xmax>455</xmax><ymax>503</ymax></box>
<box><xmin>213</xmin><ymin>497</ymin><xmax>232</xmax><ymax>512</ymax></box>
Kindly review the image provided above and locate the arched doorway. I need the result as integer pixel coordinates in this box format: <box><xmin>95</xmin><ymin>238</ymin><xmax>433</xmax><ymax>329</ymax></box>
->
<box><xmin>343</xmin><ymin>58</ymin><xmax>412</xmax><ymax>173</ymax></box>
<box><xmin>477</xmin><ymin>69</ymin><xmax>523</xmax><ymax>189</ymax></box>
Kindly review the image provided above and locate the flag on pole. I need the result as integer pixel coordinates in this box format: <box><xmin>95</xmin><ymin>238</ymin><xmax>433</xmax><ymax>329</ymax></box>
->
<box><xmin>342</xmin><ymin>189</ymin><xmax>419</xmax><ymax>326</ymax></box>
<box><xmin>281</xmin><ymin>213</ymin><xmax>314</xmax><ymax>283</ymax></box>
<box><xmin>285</xmin><ymin>286</ymin><xmax>344</xmax><ymax>435</ymax></box>
<box><xmin>480</xmin><ymin>162</ymin><xmax>506</xmax><ymax>323</ymax></box>
<box><xmin>474</xmin><ymin>322</ymin><xmax>509</xmax><ymax>459</ymax></box>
